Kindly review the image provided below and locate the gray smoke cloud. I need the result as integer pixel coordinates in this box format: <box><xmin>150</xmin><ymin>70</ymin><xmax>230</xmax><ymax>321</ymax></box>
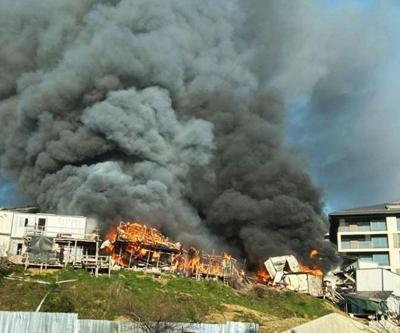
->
<box><xmin>8</xmin><ymin>0</ymin><xmax>392</xmax><ymax>269</ymax></box>
<box><xmin>249</xmin><ymin>0</ymin><xmax>400</xmax><ymax>211</ymax></box>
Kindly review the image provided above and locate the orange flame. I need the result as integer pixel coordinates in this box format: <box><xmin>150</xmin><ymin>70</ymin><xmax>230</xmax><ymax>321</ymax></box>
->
<box><xmin>256</xmin><ymin>267</ymin><xmax>270</xmax><ymax>283</ymax></box>
<box><xmin>104</xmin><ymin>221</ymin><xmax>235</xmax><ymax>276</ymax></box>
<box><xmin>310</xmin><ymin>249</ymin><xmax>318</xmax><ymax>259</ymax></box>
<box><xmin>300</xmin><ymin>263</ymin><xmax>322</xmax><ymax>276</ymax></box>
<box><xmin>302</xmin><ymin>249</ymin><xmax>322</xmax><ymax>276</ymax></box>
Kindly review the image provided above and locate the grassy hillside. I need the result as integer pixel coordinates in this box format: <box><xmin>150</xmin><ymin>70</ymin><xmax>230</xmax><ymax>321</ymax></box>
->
<box><xmin>0</xmin><ymin>268</ymin><xmax>334</xmax><ymax>332</ymax></box>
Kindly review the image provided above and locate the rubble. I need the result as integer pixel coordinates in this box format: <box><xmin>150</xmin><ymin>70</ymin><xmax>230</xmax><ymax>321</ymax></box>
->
<box><xmin>101</xmin><ymin>221</ymin><xmax>244</xmax><ymax>286</ymax></box>
<box><xmin>256</xmin><ymin>254</ymin><xmax>324</xmax><ymax>297</ymax></box>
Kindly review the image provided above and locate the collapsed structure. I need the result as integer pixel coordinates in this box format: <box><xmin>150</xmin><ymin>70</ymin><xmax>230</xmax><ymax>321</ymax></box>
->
<box><xmin>102</xmin><ymin>221</ymin><xmax>244</xmax><ymax>286</ymax></box>
<box><xmin>256</xmin><ymin>254</ymin><xmax>324</xmax><ymax>297</ymax></box>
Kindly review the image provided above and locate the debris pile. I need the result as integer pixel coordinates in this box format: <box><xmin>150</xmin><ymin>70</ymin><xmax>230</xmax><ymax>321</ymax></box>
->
<box><xmin>101</xmin><ymin>221</ymin><xmax>242</xmax><ymax>284</ymax></box>
<box><xmin>255</xmin><ymin>255</ymin><xmax>323</xmax><ymax>297</ymax></box>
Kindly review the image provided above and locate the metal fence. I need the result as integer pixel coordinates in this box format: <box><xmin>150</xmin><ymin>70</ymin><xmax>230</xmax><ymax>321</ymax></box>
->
<box><xmin>0</xmin><ymin>311</ymin><xmax>259</xmax><ymax>333</ymax></box>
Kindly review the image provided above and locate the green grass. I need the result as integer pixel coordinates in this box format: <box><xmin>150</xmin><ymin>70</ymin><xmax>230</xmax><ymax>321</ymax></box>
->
<box><xmin>0</xmin><ymin>268</ymin><xmax>332</xmax><ymax>323</ymax></box>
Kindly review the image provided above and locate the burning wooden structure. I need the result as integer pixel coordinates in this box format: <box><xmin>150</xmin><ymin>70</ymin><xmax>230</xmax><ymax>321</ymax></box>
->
<box><xmin>102</xmin><ymin>221</ymin><xmax>241</xmax><ymax>284</ymax></box>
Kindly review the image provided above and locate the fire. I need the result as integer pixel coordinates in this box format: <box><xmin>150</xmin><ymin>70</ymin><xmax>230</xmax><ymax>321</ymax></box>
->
<box><xmin>300</xmin><ymin>263</ymin><xmax>323</xmax><ymax>276</ymax></box>
<box><xmin>309</xmin><ymin>249</ymin><xmax>318</xmax><ymax>259</ymax></box>
<box><xmin>105</xmin><ymin>226</ymin><xmax>117</xmax><ymax>241</ymax></box>
<box><xmin>303</xmin><ymin>248</ymin><xmax>322</xmax><ymax>276</ymax></box>
<box><xmin>256</xmin><ymin>267</ymin><xmax>270</xmax><ymax>283</ymax></box>
<box><xmin>103</xmin><ymin>221</ymin><xmax>237</xmax><ymax>280</ymax></box>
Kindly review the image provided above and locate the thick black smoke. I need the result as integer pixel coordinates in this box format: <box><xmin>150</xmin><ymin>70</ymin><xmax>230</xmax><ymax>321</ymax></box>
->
<box><xmin>0</xmin><ymin>0</ymin><xmax>343</xmax><ymax>269</ymax></box>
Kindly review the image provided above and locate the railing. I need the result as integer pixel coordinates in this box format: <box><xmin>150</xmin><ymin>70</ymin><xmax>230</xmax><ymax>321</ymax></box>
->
<box><xmin>24</xmin><ymin>229</ymin><xmax>99</xmax><ymax>241</ymax></box>
<box><xmin>339</xmin><ymin>224</ymin><xmax>387</xmax><ymax>232</ymax></box>
<box><xmin>341</xmin><ymin>242</ymin><xmax>389</xmax><ymax>250</ymax></box>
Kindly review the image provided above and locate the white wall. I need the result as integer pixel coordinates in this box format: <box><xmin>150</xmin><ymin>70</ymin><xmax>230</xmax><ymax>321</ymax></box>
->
<box><xmin>10</xmin><ymin>214</ymin><xmax>33</xmax><ymax>238</ymax></box>
<box><xmin>6</xmin><ymin>212</ymin><xmax>87</xmax><ymax>239</ymax></box>
<box><xmin>356</xmin><ymin>269</ymin><xmax>383</xmax><ymax>291</ymax></box>
<box><xmin>0</xmin><ymin>211</ymin><xmax>13</xmax><ymax>235</ymax></box>
<box><xmin>8</xmin><ymin>239</ymin><xmax>25</xmax><ymax>256</ymax></box>
<box><xmin>39</xmin><ymin>215</ymin><xmax>86</xmax><ymax>239</ymax></box>
<box><xmin>356</xmin><ymin>268</ymin><xmax>400</xmax><ymax>292</ymax></box>
<box><xmin>0</xmin><ymin>235</ymin><xmax>10</xmax><ymax>257</ymax></box>
<box><xmin>0</xmin><ymin>210</ymin><xmax>88</xmax><ymax>256</ymax></box>
<box><xmin>382</xmin><ymin>269</ymin><xmax>400</xmax><ymax>292</ymax></box>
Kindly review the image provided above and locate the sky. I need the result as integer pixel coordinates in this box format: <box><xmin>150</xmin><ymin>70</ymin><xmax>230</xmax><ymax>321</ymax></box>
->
<box><xmin>1</xmin><ymin>0</ymin><xmax>400</xmax><ymax>215</ymax></box>
<box><xmin>283</xmin><ymin>0</ymin><xmax>400</xmax><ymax>212</ymax></box>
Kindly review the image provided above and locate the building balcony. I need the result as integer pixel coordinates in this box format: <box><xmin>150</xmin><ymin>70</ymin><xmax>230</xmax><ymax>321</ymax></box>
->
<box><xmin>338</xmin><ymin>230</ymin><xmax>388</xmax><ymax>235</ymax></box>
<box><xmin>338</xmin><ymin>247</ymin><xmax>389</xmax><ymax>253</ymax></box>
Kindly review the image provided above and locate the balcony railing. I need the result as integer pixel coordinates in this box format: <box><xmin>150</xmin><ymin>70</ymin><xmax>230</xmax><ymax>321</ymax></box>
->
<box><xmin>24</xmin><ymin>228</ymin><xmax>99</xmax><ymax>241</ymax></box>
<box><xmin>341</xmin><ymin>241</ymin><xmax>388</xmax><ymax>250</ymax></box>
<box><xmin>339</xmin><ymin>222</ymin><xmax>387</xmax><ymax>233</ymax></box>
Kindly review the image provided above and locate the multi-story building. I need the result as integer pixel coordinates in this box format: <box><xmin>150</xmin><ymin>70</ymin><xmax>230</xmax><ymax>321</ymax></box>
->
<box><xmin>0</xmin><ymin>206</ymin><xmax>92</xmax><ymax>260</ymax></box>
<box><xmin>329</xmin><ymin>201</ymin><xmax>400</xmax><ymax>273</ymax></box>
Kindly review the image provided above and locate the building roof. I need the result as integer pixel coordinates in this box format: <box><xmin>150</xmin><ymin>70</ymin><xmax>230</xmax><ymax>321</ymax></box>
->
<box><xmin>329</xmin><ymin>201</ymin><xmax>400</xmax><ymax>217</ymax></box>
<box><xmin>0</xmin><ymin>206</ymin><xmax>40</xmax><ymax>213</ymax></box>
<box><xmin>0</xmin><ymin>206</ymin><xmax>86</xmax><ymax>218</ymax></box>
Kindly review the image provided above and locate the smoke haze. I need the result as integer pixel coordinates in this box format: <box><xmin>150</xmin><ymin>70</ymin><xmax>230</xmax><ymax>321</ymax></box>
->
<box><xmin>2</xmin><ymin>0</ymin><xmax>397</xmax><ymax>269</ymax></box>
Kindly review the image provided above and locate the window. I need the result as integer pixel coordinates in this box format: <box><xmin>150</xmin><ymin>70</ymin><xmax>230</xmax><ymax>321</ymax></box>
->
<box><xmin>341</xmin><ymin>239</ymin><xmax>351</xmax><ymax>249</ymax></box>
<box><xmin>397</xmin><ymin>217</ymin><xmax>400</xmax><ymax>230</ymax></box>
<box><xmin>359</xmin><ymin>253</ymin><xmax>390</xmax><ymax>266</ymax></box>
<box><xmin>358</xmin><ymin>254</ymin><xmax>373</xmax><ymax>263</ymax></box>
<box><xmin>371</xmin><ymin>236</ymin><xmax>388</xmax><ymax>248</ymax></box>
<box><xmin>358</xmin><ymin>238</ymin><xmax>371</xmax><ymax>249</ymax></box>
<box><xmin>17</xmin><ymin>243</ymin><xmax>22</xmax><ymax>255</ymax></box>
<box><xmin>372</xmin><ymin>253</ymin><xmax>389</xmax><ymax>266</ymax></box>
<box><xmin>357</xmin><ymin>222</ymin><xmax>370</xmax><ymax>232</ymax></box>
<box><xmin>37</xmin><ymin>218</ymin><xmax>46</xmax><ymax>231</ymax></box>
<box><xmin>24</xmin><ymin>218</ymin><xmax>28</xmax><ymax>227</ymax></box>
<box><xmin>341</xmin><ymin>235</ymin><xmax>370</xmax><ymax>249</ymax></box>
<box><xmin>370</xmin><ymin>220</ymin><xmax>386</xmax><ymax>231</ymax></box>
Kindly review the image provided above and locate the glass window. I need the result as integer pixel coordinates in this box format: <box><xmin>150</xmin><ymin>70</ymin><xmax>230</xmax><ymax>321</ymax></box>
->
<box><xmin>357</xmin><ymin>222</ymin><xmax>370</xmax><ymax>231</ymax></box>
<box><xmin>37</xmin><ymin>218</ymin><xmax>46</xmax><ymax>231</ymax></box>
<box><xmin>370</xmin><ymin>220</ymin><xmax>386</xmax><ymax>231</ymax></box>
<box><xmin>341</xmin><ymin>239</ymin><xmax>350</xmax><ymax>249</ymax></box>
<box><xmin>397</xmin><ymin>217</ymin><xmax>400</xmax><ymax>230</ymax></box>
<box><xmin>358</xmin><ymin>239</ymin><xmax>371</xmax><ymax>249</ymax></box>
<box><xmin>372</xmin><ymin>253</ymin><xmax>390</xmax><ymax>266</ymax></box>
<box><xmin>371</xmin><ymin>236</ymin><xmax>388</xmax><ymax>248</ymax></box>
<box><xmin>358</xmin><ymin>254</ymin><xmax>373</xmax><ymax>262</ymax></box>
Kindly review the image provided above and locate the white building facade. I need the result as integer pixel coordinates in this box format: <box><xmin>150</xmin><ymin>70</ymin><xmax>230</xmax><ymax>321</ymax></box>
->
<box><xmin>329</xmin><ymin>202</ymin><xmax>400</xmax><ymax>273</ymax></box>
<box><xmin>0</xmin><ymin>208</ymin><xmax>87</xmax><ymax>257</ymax></box>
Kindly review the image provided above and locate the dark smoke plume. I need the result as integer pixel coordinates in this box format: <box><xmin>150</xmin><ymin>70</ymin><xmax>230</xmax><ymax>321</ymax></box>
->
<box><xmin>0</xmin><ymin>0</ymin><xmax>344</xmax><ymax>269</ymax></box>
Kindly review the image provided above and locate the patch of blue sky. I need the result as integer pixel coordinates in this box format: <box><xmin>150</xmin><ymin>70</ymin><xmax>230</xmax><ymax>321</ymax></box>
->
<box><xmin>320</xmin><ymin>0</ymin><xmax>371</xmax><ymax>7</ymax></box>
<box><xmin>0</xmin><ymin>175</ymin><xmax>31</xmax><ymax>208</ymax></box>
